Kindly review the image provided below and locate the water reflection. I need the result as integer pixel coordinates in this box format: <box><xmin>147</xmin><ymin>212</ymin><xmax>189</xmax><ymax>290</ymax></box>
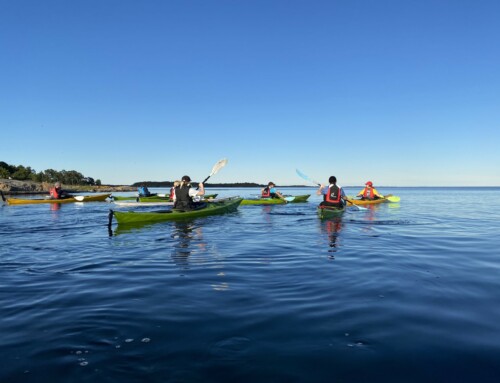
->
<box><xmin>321</xmin><ymin>216</ymin><xmax>343</xmax><ymax>256</ymax></box>
<box><xmin>170</xmin><ymin>221</ymin><xmax>204</xmax><ymax>269</ymax></box>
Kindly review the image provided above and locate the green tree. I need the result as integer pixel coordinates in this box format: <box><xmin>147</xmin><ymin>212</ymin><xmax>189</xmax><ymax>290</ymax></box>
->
<box><xmin>0</xmin><ymin>167</ymin><xmax>9</xmax><ymax>178</ymax></box>
<box><xmin>11</xmin><ymin>165</ymin><xmax>35</xmax><ymax>180</ymax></box>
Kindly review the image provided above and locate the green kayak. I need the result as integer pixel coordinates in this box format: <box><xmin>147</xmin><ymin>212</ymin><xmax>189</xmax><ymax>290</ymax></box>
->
<box><xmin>241</xmin><ymin>194</ymin><xmax>310</xmax><ymax>205</ymax></box>
<box><xmin>317</xmin><ymin>205</ymin><xmax>346</xmax><ymax>219</ymax></box>
<box><xmin>112</xmin><ymin>193</ymin><xmax>218</xmax><ymax>202</ymax></box>
<box><xmin>110</xmin><ymin>197</ymin><xmax>243</xmax><ymax>225</ymax></box>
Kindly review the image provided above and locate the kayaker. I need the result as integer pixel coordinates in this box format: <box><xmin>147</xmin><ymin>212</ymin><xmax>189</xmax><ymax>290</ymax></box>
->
<box><xmin>356</xmin><ymin>181</ymin><xmax>384</xmax><ymax>200</ymax></box>
<box><xmin>261</xmin><ymin>182</ymin><xmax>286</xmax><ymax>200</ymax></box>
<box><xmin>49</xmin><ymin>182</ymin><xmax>71</xmax><ymax>199</ymax></box>
<box><xmin>173</xmin><ymin>175</ymin><xmax>205</xmax><ymax>210</ymax></box>
<box><xmin>317</xmin><ymin>176</ymin><xmax>346</xmax><ymax>208</ymax></box>
<box><xmin>169</xmin><ymin>180</ymin><xmax>181</xmax><ymax>200</ymax></box>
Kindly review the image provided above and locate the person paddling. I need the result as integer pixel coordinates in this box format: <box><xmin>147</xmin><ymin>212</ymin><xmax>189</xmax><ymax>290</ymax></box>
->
<box><xmin>173</xmin><ymin>175</ymin><xmax>205</xmax><ymax>210</ymax></box>
<box><xmin>49</xmin><ymin>182</ymin><xmax>71</xmax><ymax>199</ymax></box>
<box><xmin>317</xmin><ymin>176</ymin><xmax>347</xmax><ymax>208</ymax></box>
<box><xmin>261</xmin><ymin>182</ymin><xmax>286</xmax><ymax>201</ymax></box>
<box><xmin>356</xmin><ymin>181</ymin><xmax>384</xmax><ymax>200</ymax></box>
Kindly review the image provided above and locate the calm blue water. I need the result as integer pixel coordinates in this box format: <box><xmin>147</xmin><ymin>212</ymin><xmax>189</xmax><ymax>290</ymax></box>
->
<box><xmin>1</xmin><ymin>187</ymin><xmax>500</xmax><ymax>382</ymax></box>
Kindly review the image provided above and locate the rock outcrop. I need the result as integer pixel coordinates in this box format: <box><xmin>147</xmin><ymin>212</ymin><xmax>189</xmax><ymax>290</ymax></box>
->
<box><xmin>0</xmin><ymin>179</ymin><xmax>135</xmax><ymax>195</ymax></box>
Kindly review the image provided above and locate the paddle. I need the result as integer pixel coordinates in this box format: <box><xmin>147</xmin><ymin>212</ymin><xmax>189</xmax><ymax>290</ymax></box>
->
<box><xmin>296</xmin><ymin>169</ymin><xmax>367</xmax><ymax>211</ymax></box>
<box><xmin>296</xmin><ymin>169</ymin><xmax>321</xmax><ymax>186</ymax></box>
<box><xmin>0</xmin><ymin>191</ymin><xmax>5</xmax><ymax>202</ymax></box>
<box><xmin>385</xmin><ymin>195</ymin><xmax>400</xmax><ymax>202</ymax></box>
<box><xmin>197</xmin><ymin>158</ymin><xmax>228</xmax><ymax>189</ymax></box>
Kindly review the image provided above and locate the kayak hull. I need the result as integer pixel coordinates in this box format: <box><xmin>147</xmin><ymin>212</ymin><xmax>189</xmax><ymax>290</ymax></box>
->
<box><xmin>5</xmin><ymin>193</ymin><xmax>111</xmax><ymax>205</ymax></box>
<box><xmin>241</xmin><ymin>194</ymin><xmax>310</xmax><ymax>205</ymax></box>
<box><xmin>347</xmin><ymin>194</ymin><xmax>400</xmax><ymax>206</ymax></box>
<box><xmin>317</xmin><ymin>205</ymin><xmax>346</xmax><ymax>219</ymax></box>
<box><xmin>113</xmin><ymin>201</ymin><xmax>174</xmax><ymax>207</ymax></box>
<box><xmin>112</xmin><ymin>197</ymin><xmax>243</xmax><ymax>224</ymax></box>
<box><xmin>348</xmin><ymin>198</ymin><xmax>390</xmax><ymax>206</ymax></box>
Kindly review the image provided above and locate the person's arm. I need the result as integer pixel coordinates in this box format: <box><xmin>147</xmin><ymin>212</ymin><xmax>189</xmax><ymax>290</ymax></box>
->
<box><xmin>356</xmin><ymin>188</ymin><xmax>364</xmax><ymax>197</ymax></box>
<box><xmin>316</xmin><ymin>185</ymin><xmax>325</xmax><ymax>195</ymax></box>
<box><xmin>196</xmin><ymin>183</ymin><xmax>205</xmax><ymax>196</ymax></box>
<box><xmin>276</xmin><ymin>190</ymin><xmax>286</xmax><ymax>201</ymax></box>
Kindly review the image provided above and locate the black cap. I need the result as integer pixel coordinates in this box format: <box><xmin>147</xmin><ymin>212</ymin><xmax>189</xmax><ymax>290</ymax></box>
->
<box><xmin>182</xmin><ymin>175</ymin><xmax>191</xmax><ymax>182</ymax></box>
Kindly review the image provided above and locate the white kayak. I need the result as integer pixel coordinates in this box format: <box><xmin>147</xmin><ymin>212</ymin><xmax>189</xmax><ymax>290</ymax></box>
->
<box><xmin>113</xmin><ymin>201</ymin><xmax>174</xmax><ymax>207</ymax></box>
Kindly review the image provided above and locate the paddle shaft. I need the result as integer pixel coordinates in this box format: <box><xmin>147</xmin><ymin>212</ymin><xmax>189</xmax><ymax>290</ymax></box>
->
<box><xmin>197</xmin><ymin>158</ymin><xmax>228</xmax><ymax>190</ymax></box>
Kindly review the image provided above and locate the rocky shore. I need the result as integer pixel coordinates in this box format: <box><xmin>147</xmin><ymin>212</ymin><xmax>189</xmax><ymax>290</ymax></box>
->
<box><xmin>0</xmin><ymin>179</ymin><xmax>136</xmax><ymax>195</ymax></box>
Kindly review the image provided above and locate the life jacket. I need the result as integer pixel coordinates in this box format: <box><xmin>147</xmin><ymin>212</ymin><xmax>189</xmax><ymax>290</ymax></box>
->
<box><xmin>262</xmin><ymin>187</ymin><xmax>277</xmax><ymax>198</ymax></box>
<box><xmin>174</xmin><ymin>185</ymin><xmax>194</xmax><ymax>210</ymax></box>
<box><xmin>50</xmin><ymin>187</ymin><xmax>61</xmax><ymax>199</ymax></box>
<box><xmin>169</xmin><ymin>187</ymin><xmax>175</xmax><ymax>200</ymax></box>
<box><xmin>362</xmin><ymin>187</ymin><xmax>374</xmax><ymax>199</ymax></box>
<box><xmin>323</xmin><ymin>184</ymin><xmax>342</xmax><ymax>206</ymax></box>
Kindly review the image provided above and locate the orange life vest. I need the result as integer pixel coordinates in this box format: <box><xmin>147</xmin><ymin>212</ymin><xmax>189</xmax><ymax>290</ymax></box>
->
<box><xmin>362</xmin><ymin>187</ymin><xmax>375</xmax><ymax>199</ymax></box>
<box><xmin>50</xmin><ymin>187</ymin><xmax>61</xmax><ymax>199</ymax></box>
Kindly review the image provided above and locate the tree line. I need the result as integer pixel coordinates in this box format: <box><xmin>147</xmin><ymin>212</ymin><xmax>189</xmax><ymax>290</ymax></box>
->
<box><xmin>0</xmin><ymin>161</ymin><xmax>101</xmax><ymax>186</ymax></box>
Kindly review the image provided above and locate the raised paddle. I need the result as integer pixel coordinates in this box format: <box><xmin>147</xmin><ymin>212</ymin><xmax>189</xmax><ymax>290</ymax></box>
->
<box><xmin>197</xmin><ymin>158</ymin><xmax>228</xmax><ymax>189</ymax></box>
<box><xmin>296</xmin><ymin>168</ymin><xmax>321</xmax><ymax>186</ymax></box>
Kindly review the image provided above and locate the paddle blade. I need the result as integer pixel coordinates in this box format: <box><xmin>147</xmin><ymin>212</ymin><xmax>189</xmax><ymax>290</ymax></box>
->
<box><xmin>295</xmin><ymin>169</ymin><xmax>320</xmax><ymax>186</ymax></box>
<box><xmin>345</xmin><ymin>199</ymin><xmax>368</xmax><ymax>210</ymax></box>
<box><xmin>386</xmin><ymin>195</ymin><xmax>400</xmax><ymax>202</ymax></box>
<box><xmin>210</xmin><ymin>158</ymin><xmax>228</xmax><ymax>176</ymax></box>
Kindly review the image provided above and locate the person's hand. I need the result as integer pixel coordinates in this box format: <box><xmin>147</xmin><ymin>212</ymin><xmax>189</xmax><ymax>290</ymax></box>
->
<box><xmin>198</xmin><ymin>183</ymin><xmax>204</xmax><ymax>189</ymax></box>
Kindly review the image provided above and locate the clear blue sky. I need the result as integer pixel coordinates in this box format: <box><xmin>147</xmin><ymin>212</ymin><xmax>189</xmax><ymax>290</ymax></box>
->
<box><xmin>1</xmin><ymin>0</ymin><xmax>499</xmax><ymax>186</ymax></box>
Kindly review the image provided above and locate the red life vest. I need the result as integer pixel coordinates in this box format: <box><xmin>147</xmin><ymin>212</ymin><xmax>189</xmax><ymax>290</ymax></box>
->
<box><xmin>325</xmin><ymin>185</ymin><xmax>342</xmax><ymax>204</ymax></box>
<box><xmin>169</xmin><ymin>187</ymin><xmax>175</xmax><ymax>200</ymax></box>
<box><xmin>261</xmin><ymin>187</ymin><xmax>271</xmax><ymax>198</ymax></box>
<box><xmin>50</xmin><ymin>187</ymin><xmax>61</xmax><ymax>199</ymax></box>
<box><xmin>362</xmin><ymin>187</ymin><xmax>374</xmax><ymax>199</ymax></box>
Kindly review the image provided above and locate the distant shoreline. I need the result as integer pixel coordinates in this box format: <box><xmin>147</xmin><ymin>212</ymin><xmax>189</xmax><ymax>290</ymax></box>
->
<box><xmin>1</xmin><ymin>179</ymin><xmax>496</xmax><ymax>195</ymax></box>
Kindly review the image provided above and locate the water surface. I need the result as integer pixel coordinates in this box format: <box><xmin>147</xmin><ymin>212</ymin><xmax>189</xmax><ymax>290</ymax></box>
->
<box><xmin>1</xmin><ymin>187</ymin><xmax>500</xmax><ymax>382</ymax></box>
